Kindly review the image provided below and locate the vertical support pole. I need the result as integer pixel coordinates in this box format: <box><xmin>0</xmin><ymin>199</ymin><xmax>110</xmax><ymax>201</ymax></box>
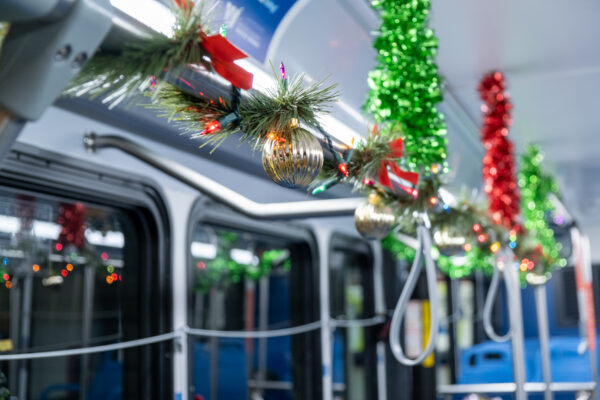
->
<box><xmin>208</xmin><ymin>289</ymin><xmax>220</xmax><ymax>400</ymax></box>
<box><xmin>80</xmin><ymin>266</ymin><xmax>96</xmax><ymax>400</ymax></box>
<box><xmin>257</xmin><ymin>276</ymin><xmax>269</xmax><ymax>396</ymax></box>
<box><xmin>502</xmin><ymin>251</ymin><xmax>527</xmax><ymax>400</ymax></box>
<box><xmin>314</xmin><ymin>227</ymin><xmax>333</xmax><ymax>400</ymax></box>
<box><xmin>572</xmin><ymin>228</ymin><xmax>598</xmax><ymax>399</ymax></box>
<box><xmin>581</xmin><ymin>235</ymin><xmax>599</xmax><ymax>400</ymax></box>
<box><xmin>534</xmin><ymin>284</ymin><xmax>553</xmax><ymax>400</ymax></box>
<box><xmin>17</xmin><ymin>274</ymin><xmax>32</xmax><ymax>400</ymax></box>
<box><xmin>372</xmin><ymin>243</ymin><xmax>388</xmax><ymax>400</ymax></box>
<box><xmin>8</xmin><ymin>276</ymin><xmax>20</xmax><ymax>394</ymax></box>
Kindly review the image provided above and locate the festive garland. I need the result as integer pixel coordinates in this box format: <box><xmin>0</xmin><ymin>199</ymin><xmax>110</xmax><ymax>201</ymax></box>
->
<box><xmin>60</xmin><ymin>0</ymin><xmax>568</xmax><ymax>285</ymax></box>
<box><xmin>193</xmin><ymin>232</ymin><xmax>291</xmax><ymax>292</ymax></box>
<box><xmin>65</xmin><ymin>1</ymin><xmax>346</xmax><ymax>190</ymax></box>
<box><xmin>313</xmin><ymin>0</ymin><xmax>450</xmax><ymax>238</ymax></box>
<box><xmin>382</xmin><ymin>234</ymin><xmax>494</xmax><ymax>280</ymax></box>
<box><xmin>65</xmin><ymin>4</ymin><xmax>252</xmax><ymax>106</ymax></box>
<box><xmin>516</xmin><ymin>145</ymin><xmax>567</xmax><ymax>282</ymax></box>
<box><xmin>365</xmin><ymin>0</ymin><xmax>448</xmax><ymax>173</ymax></box>
<box><xmin>149</xmin><ymin>66</ymin><xmax>337</xmax><ymax>149</ymax></box>
<box><xmin>478</xmin><ymin>72</ymin><xmax>521</xmax><ymax>231</ymax></box>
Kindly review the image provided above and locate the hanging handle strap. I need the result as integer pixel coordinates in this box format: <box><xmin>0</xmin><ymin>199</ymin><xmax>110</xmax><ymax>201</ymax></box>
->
<box><xmin>482</xmin><ymin>258</ymin><xmax>512</xmax><ymax>342</ymax></box>
<box><xmin>389</xmin><ymin>224</ymin><xmax>440</xmax><ymax>366</ymax></box>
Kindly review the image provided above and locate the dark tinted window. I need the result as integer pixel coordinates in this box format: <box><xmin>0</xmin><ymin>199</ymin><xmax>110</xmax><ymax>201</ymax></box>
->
<box><xmin>189</xmin><ymin>222</ymin><xmax>318</xmax><ymax>399</ymax></box>
<box><xmin>0</xmin><ymin>191</ymin><xmax>150</xmax><ymax>399</ymax></box>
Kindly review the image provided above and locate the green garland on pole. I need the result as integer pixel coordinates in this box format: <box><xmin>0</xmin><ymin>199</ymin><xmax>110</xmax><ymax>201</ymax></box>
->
<box><xmin>365</xmin><ymin>0</ymin><xmax>448</xmax><ymax>173</ymax></box>
<box><xmin>382</xmin><ymin>234</ymin><xmax>494</xmax><ymax>280</ymax></box>
<box><xmin>193</xmin><ymin>232</ymin><xmax>291</xmax><ymax>292</ymax></box>
<box><xmin>517</xmin><ymin>145</ymin><xmax>567</xmax><ymax>281</ymax></box>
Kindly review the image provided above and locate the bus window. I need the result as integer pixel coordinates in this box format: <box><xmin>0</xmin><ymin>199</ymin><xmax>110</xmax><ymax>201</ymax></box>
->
<box><xmin>188</xmin><ymin>220</ymin><xmax>319</xmax><ymax>400</ymax></box>
<box><xmin>329</xmin><ymin>234</ymin><xmax>378</xmax><ymax>400</ymax></box>
<box><xmin>0</xmin><ymin>188</ymin><xmax>168</xmax><ymax>399</ymax></box>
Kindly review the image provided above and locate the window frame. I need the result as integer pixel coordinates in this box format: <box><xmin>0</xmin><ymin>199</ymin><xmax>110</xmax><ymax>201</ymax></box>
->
<box><xmin>0</xmin><ymin>142</ymin><xmax>173</xmax><ymax>399</ymax></box>
<box><xmin>186</xmin><ymin>198</ymin><xmax>322</xmax><ymax>399</ymax></box>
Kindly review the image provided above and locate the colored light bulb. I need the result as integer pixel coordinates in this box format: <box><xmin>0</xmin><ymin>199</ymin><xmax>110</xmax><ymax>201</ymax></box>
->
<box><xmin>202</xmin><ymin>120</ymin><xmax>221</xmax><ymax>135</ymax></box>
<box><xmin>490</xmin><ymin>242</ymin><xmax>501</xmax><ymax>253</ymax></box>
<box><xmin>280</xmin><ymin>62</ymin><xmax>286</xmax><ymax>80</ymax></box>
<box><xmin>338</xmin><ymin>163</ymin><xmax>349</xmax><ymax>177</ymax></box>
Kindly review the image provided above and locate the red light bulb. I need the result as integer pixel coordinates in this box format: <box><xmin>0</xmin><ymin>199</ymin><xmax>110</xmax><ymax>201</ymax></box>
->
<box><xmin>201</xmin><ymin>120</ymin><xmax>221</xmax><ymax>135</ymax></box>
<box><xmin>338</xmin><ymin>163</ymin><xmax>349</xmax><ymax>177</ymax></box>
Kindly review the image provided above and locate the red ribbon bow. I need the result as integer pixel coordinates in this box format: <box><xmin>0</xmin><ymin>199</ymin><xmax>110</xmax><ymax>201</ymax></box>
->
<box><xmin>378</xmin><ymin>138</ymin><xmax>419</xmax><ymax>190</ymax></box>
<box><xmin>201</xmin><ymin>35</ymin><xmax>254</xmax><ymax>90</ymax></box>
<box><xmin>174</xmin><ymin>0</ymin><xmax>253</xmax><ymax>90</ymax></box>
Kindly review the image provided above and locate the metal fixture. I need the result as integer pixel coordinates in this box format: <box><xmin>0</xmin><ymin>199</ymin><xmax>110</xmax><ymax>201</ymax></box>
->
<box><xmin>83</xmin><ymin>133</ymin><xmax>362</xmax><ymax>219</ymax></box>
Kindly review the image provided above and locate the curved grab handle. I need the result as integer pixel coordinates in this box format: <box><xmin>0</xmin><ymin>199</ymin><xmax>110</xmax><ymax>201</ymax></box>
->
<box><xmin>389</xmin><ymin>225</ymin><xmax>439</xmax><ymax>366</ymax></box>
<box><xmin>482</xmin><ymin>261</ymin><xmax>511</xmax><ymax>342</ymax></box>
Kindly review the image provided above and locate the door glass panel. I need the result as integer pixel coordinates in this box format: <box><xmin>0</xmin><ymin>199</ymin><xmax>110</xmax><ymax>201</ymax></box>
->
<box><xmin>189</xmin><ymin>223</ymin><xmax>313</xmax><ymax>400</ymax></box>
<box><xmin>0</xmin><ymin>191</ymin><xmax>137</xmax><ymax>399</ymax></box>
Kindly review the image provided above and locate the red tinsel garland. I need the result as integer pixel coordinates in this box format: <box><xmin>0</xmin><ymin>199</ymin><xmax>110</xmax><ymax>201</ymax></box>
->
<box><xmin>57</xmin><ymin>203</ymin><xmax>87</xmax><ymax>249</ymax></box>
<box><xmin>478</xmin><ymin>72</ymin><xmax>521</xmax><ymax>232</ymax></box>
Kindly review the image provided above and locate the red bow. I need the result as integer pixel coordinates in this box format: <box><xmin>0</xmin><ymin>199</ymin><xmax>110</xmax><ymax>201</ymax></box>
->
<box><xmin>201</xmin><ymin>35</ymin><xmax>254</xmax><ymax>90</ymax></box>
<box><xmin>174</xmin><ymin>0</ymin><xmax>253</xmax><ymax>90</ymax></box>
<box><xmin>378</xmin><ymin>138</ymin><xmax>419</xmax><ymax>190</ymax></box>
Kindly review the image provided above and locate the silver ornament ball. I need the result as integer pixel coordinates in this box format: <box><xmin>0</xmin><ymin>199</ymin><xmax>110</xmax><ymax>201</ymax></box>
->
<box><xmin>354</xmin><ymin>200</ymin><xmax>396</xmax><ymax>240</ymax></box>
<box><xmin>262</xmin><ymin>128</ymin><xmax>323</xmax><ymax>188</ymax></box>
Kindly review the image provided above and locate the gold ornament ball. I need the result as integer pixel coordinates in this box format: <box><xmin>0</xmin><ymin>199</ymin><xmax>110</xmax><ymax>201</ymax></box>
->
<box><xmin>262</xmin><ymin>128</ymin><xmax>323</xmax><ymax>188</ymax></box>
<box><xmin>354</xmin><ymin>200</ymin><xmax>396</xmax><ymax>240</ymax></box>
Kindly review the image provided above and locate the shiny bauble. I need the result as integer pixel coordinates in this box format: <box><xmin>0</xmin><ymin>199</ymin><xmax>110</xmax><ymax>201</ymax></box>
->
<box><xmin>354</xmin><ymin>195</ymin><xmax>396</xmax><ymax>240</ymax></box>
<box><xmin>262</xmin><ymin>128</ymin><xmax>323</xmax><ymax>188</ymax></box>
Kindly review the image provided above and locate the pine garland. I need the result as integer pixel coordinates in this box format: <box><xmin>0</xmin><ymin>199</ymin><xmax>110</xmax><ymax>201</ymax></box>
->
<box><xmin>148</xmin><ymin>70</ymin><xmax>338</xmax><ymax>149</ymax></box>
<box><xmin>365</xmin><ymin>0</ymin><xmax>448</xmax><ymax>172</ymax></box>
<box><xmin>64</xmin><ymin>6</ymin><xmax>212</xmax><ymax>107</ymax></box>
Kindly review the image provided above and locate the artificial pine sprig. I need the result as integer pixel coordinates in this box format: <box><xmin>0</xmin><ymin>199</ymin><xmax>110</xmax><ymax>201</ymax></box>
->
<box><xmin>64</xmin><ymin>5</ymin><xmax>213</xmax><ymax>107</ymax></box>
<box><xmin>148</xmin><ymin>67</ymin><xmax>338</xmax><ymax>149</ymax></box>
<box><xmin>240</xmin><ymin>70</ymin><xmax>338</xmax><ymax>141</ymax></box>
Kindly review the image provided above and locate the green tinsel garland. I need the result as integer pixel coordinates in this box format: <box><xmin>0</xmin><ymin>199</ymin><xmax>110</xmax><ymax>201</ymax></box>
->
<box><xmin>193</xmin><ymin>232</ymin><xmax>291</xmax><ymax>292</ymax></box>
<box><xmin>365</xmin><ymin>0</ymin><xmax>448</xmax><ymax>172</ymax></box>
<box><xmin>382</xmin><ymin>234</ymin><xmax>494</xmax><ymax>280</ymax></box>
<box><xmin>517</xmin><ymin>145</ymin><xmax>567</xmax><ymax>275</ymax></box>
